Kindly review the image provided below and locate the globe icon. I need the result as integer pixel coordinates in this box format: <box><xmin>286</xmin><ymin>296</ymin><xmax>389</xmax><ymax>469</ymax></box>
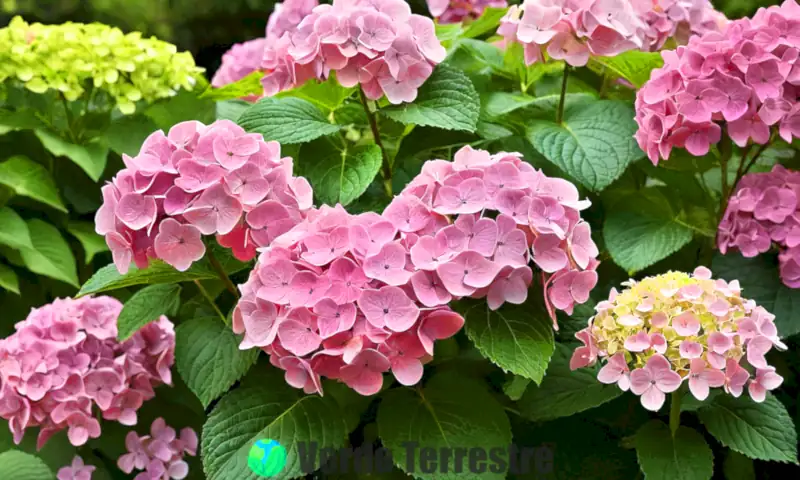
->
<box><xmin>247</xmin><ymin>439</ymin><xmax>287</xmax><ymax>477</ymax></box>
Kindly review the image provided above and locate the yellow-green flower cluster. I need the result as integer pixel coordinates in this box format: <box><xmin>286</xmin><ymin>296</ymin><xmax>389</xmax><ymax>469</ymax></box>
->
<box><xmin>0</xmin><ymin>16</ymin><xmax>204</xmax><ymax>114</ymax></box>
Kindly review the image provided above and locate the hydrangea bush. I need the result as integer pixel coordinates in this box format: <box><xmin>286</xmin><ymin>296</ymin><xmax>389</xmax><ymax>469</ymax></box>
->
<box><xmin>1</xmin><ymin>1</ymin><xmax>800</xmax><ymax>479</ymax></box>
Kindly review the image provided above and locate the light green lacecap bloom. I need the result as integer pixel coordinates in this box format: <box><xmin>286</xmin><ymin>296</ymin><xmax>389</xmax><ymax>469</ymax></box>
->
<box><xmin>0</xmin><ymin>16</ymin><xmax>205</xmax><ymax>114</ymax></box>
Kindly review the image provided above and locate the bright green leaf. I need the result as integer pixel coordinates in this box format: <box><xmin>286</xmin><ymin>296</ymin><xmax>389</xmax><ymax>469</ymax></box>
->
<box><xmin>589</xmin><ymin>51</ymin><xmax>665</xmax><ymax>88</ymax></box>
<box><xmin>0</xmin><ymin>156</ymin><xmax>66</xmax><ymax>212</ymax></box>
<box><xmin>482</xmin><ymin>92</ymin><xmax>537</xmax><ymax>117</ymax></box>
<box><xmin>697</xmin><ymin>394</ymin><xmax>798</xmax><ymax>464</ymax></box>
<box><xmin>381</xmin><ymin>64</ymin><xmax>480</xmax><ymax>132</ymax></box>
<box><xmin>712</xmin><ymin>252</ymin><xmax>800</xmax><ymax>337</ymax></box>
<box><xmin>303</xmin><ymin>141</ymin><xmax>382</xmax><ymax>206</ymax></box>
<box><xmin>525</xmin><ymin>98</ymin><xmax>642</xmax><ymax>191</ymax></box>
<box><xmin>34</xmin><ymin>129</ymin><xmax>108</xmax><ymax>181</ymax></box>
<box><xmin>67</xmin><ymin>221</ymin><xmax>108</xmax><ymax>264</ymax></box>
<box><xmin>105</xmin><ymin>114</ymin><xmax>159</xmax><ymax>156</ymax></box>
<box><xmin>517</xmin><ymin>344</ymin><xmax>623</xmax><ymax>421</ymax></box>
<box><xmin>176</xmin><ymin>316</ymin><xmax>259</xmax><ymax>408</ymax></box>
<box><xmin>216</xmin><ymin>100</ymin><xmax>251</xmax><ymax>122</ymax></box>
<box><xmin>20</xmin><ymin>219</ymin><xmax>78</xmax><ymax>287</ymax></box>
<box><xmin>201</xmin><ymin>71</ymin><xmax>264</xmax><ymax>101</ymax></box>
<box><xmin>634</xmin><ymin>420</ymin><xmax>713</xmax><ymax>480</ymax></box>
<box><xmin>0</xmin><ymin>207</ymin><xmax>33</xmax><ymax>250</ymax></box>
<box><xmin>276</xmin><ymin>75</ymin><xmax>355</xmax><ymax>112</ymax></box>
<box><xmin>377</xmin><ymin>372</ymin><xmax>512</xmax><ymax>480</ymax></box>
<box><xmin>0</xmin><ymin>450</ymin><xmax>54</xmax><ymax>480</ymax></box>
<box><xmin>0</xmin><ymin>263</ymin><xmax>19</xmax><ymax>294</ymax></box>
<box><xmin>604</xmin><ymin>187</ymin><xmax>694</xmax><ymax>273</ymax></box>
<box><xmin>456</xmin><ymin>298</ymin><xmax>555</xmax><ymax>384</ymax></box>
<box><xmin>238</xmin><ymin>97</ymin><xmax>341</xmax><ymax>144</ymax></box>
<box><xmin>435</xmin><ymin>23</ymin><xmax>464</xmax><ymax>46</ymax></box>
<box><xmin>462</xmin><ymin>7</ymin><xmax>509</xmax><ymax>39</ymax></box>
<box><xmin>117</xmin><ymin>283</ymin><xmax>181</xmax><ymax>340</ymax></box>
<box><xmin>202</xmin><ymin>370</ymin><xmax>348</xmax><ymax>480</ymax></box>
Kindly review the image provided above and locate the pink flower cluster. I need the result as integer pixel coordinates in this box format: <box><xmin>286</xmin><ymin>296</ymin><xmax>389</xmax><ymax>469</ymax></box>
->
<box><xmin>386</xmin><ymin>146</ymin><xmax>599</xmax><ymax>325</ymax></box>
<box><xmin>95</xmin><ymin>119</ymin><xmax>312</xmax><ymax>273</ymax></box>
<box><xmin>426</xmin><ymin>0</ymin><xmax>508</xmax><ymax>24</ymax></box>
<box><xmin>233</xmin><ymin>204</ymin><xmax>465</xmax><ymax>396</ymax></box>
<box><xmin>635</xmin><ymin>0</ymin><xmax>800</xmax><ymax>164</ymax></box>
<box><xmin>118</xmin><ymin>418</ymin><xmax>197</xmax><ymax>480</ymax></box>
<box><xmin>498</xmin><ymin>0</ymin><xmax>726</xmax><ymax>67</ymax></box>
<box><xmin>571</xmin><ymin>268</ymin><xmax>786</xmax><ymax>411</ymax></box>
<box><xmin>260</xmin><ymin>0</ymin><xmax>447</xmax><ymax>104</ymax></box>
<box><xmin>718</xmin><ymin>165</ymin><xmax>800</xmax><ymax>288</ymax></box>
<box><xmin>0</xmin><ymin>297</ymin><xmax>175</xmax><ymax>448</ymax></box>
<box><xmin>57</xmin><ymin>456</ymin><xmax>95</xmax><ymax>480</ymax></box>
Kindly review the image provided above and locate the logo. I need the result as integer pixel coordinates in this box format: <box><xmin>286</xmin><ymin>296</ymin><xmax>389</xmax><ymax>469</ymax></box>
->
<box><xmin>247</xmin><ymin>438</ymin><xmax>287</xmax><ymax>477</ymax></box>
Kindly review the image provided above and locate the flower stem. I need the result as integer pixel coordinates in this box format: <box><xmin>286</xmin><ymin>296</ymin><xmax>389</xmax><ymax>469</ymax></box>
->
<box><xmin>718</xmin><ymin>135</ymin><xmax>734</xmax><ymax>218</ymax></box>
<box><xmin>556</xmin><ymin>65</ymin><xmax>570</xmax><ymax>124</ymax></box>
<box><xmin>669</xmin><ymin>389</ymin><xmax>684</xmax><ymax>437</ymax></box>
<box><xmin>193</xmin><ymin>280</ymin><xmax>228</xmax><ymax>325</ymax></box>
<box><xmin>359</xmin><ymin>87</ymin><xmax>393</xmax><ymax>198</ymax></box>
<box><xmin>205</xmin><ymin>247</ymin><xmax>239</xmax><ymax>299</ymax></box>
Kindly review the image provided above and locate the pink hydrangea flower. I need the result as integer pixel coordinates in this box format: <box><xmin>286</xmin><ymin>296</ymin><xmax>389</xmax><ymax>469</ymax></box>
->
<box><xmin>95</xmin><ymin>120</ymin><xmax>312</xmax><ymax>273</ymax></box>
<box><xmin>718</xmin><ymin>165</ymin><xmax>800</xmax><ymax>288</ymax></box>
<box><xmin>499</xmin><ymin>0</ymin><xmax>726</xmax><ymax>68</ymax></box>
<box><xmin>57</xmin><ymin>456</ymin><xmax>95</xmax><ymax>480</ymax></box>
<box><xmin>426</xmin><ymin>0</ymin><xmax>508</xmax><ymax>24</ymax></box>
<box><xmin>233</xmin><ymin>205</ymin><xmax>464</xmax><ymax>396</ymax></box>
<box><xmin>571</xmin><ymin>268</ymin><xmax>786</xmax><ymax>411</ymax></box>
<box><xmin>0</xmin><ymin>297</ymin><xmax>175</xmax><ymax>448</ymax></box>
<box><xmin>118</xmin><ymin>418</ymin><xmax>197</xmax><ymax>480</ymax></box>
<box><xmin>260</xmin><ymin>0</ymin><xmax>446</xmax><ymax>104</ymax></box>
<box><xmin>636</xmin><ymin>0</ymin><xmax>800</xmax><ymax>165</ymax></box>
<box><xmin>386</xmin><ymin>146</ymin><xmax>599</xmax><ymax>327</ymax></box>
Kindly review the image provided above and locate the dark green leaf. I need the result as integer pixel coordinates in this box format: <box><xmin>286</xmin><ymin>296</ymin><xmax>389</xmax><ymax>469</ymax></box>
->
<box><xmin>216</xmin><ymin>100</ymin><xmax>251</xmax><ymax>122</ymax></box>
<box><xmin>0</xmin><ymin>207</ymin><xmax>33</xmax><ymax>250</ymax></box>
<box><xmin>303</xmin><ymin>141</ymin><xmax>382</xmax><ymax>206</ymax></box>
<box><xmin>0</xmin><ymin>156</ymin><xmax>66</xmax><ymax>212</ymax></box>
<box><xmin>67</xmin><ymin>221</ymin><xmax>108</xmax><ymax>264</ymax></box>
<box><xmin>20</xmin><ymin>219</ymin><xmax>79</xmax><ymax>287</ymax></box>
<box><xmin>117</xmin><ymin>283</ymin><xmax>181</xmax><ymax>340</ymax></box>
<box><xmin>0</xmin><ymin>263</ymin><xmax>19</xmax><ymax>294</ymax></box>
<box><xmin>34</xmin><ymin>129</ymin><xmax>108</xmax><ymax>181</ymax></box>
<box><xmin>105</xmin><ymin>114</ymin><xmax>159</xmax><ymax>156</ymax></box>
<box><xmin>634</xmin><ymin>420</ymin><xmax>713</xmax><ymax>480</ymax></box>
<box><xmin>238</xmin><ymin>97</ymin><xmax>341</xmax><ymax>144</ymax></box>
<box><xmin>0</xmin><ymin>450</ymin><xmax>54</xmax><ymax>480</ymax></box>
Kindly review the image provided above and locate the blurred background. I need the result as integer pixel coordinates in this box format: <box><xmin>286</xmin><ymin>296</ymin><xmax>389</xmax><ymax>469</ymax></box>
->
<box><xmin>0</xmin><ymin>0</ymin><xmax>776</xmax><ymax>78</ymax></box>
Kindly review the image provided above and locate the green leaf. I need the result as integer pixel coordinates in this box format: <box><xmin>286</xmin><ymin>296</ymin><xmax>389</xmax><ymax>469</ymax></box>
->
<box><xmin>238</xmin><ymin>97</ymin><xmax>341</xmax><ymax>144</ymax></box>
<box><xmin>34</xmin><ymin>129</ymin><xmax>108</xmax><ymax>181</ymax></box>
<box><xmin>634</xmin><ymin>420</ymin><xmax>713</xmax><ymax>480</ymax></box>
<box><xmin>201</xmin><ymin>71</ymin><xmax>265</xmax><ymax>101</ymax></box>
<box><xmin>502</xmin><ymin>375</ymin><xmax>530</xmax><ymax>401</ymax></box>
<box><xmin>482</xmin><ymin>92</ymin><xmax>537</xmax><ymax>117</ymax></box>
<box><xmin>0</xmin><ymin>108</ymin><xmax>48</xmax><ymax>132</ymax></box>
<box><xmin>67</xmin><ymin>221</ymin><xmax>108</xmax><ymax>264</ymax></box>
<box><xmin>117</xmin><ymin>283</ymin><xmax>182</xmax><ymax>340</ymax></box>
<box><xmin>0</xmin><ymin>207</ymin><xmax>33</xmax><ymax>250</ymax></box>
<box><xmin>381</xmin><ymin>64</ymin><xmax>480</xmax><ymax>132</ymax></box>
<box><xmin>517</xmin><ymin>344</ymin><xmax>623</xmax><ymax>421</ymax></box>
<box><xmin>722</xmin><ymin>451</ymin><xmax>756</xmax><ymax>480</ymax></box>
<box><xmin>20</xmin><ymin>219</ymin><xmax>78</xmax><ymax>287</ymax></box>
<box><xmin>462</xmin><ymin>7</ymin><xmax>509</xmax><ymax>39</ymax></box>
<box><xmin>303</xmin><ymin>141</ymin><xmax>382</xmax><ymax>206</ymax></box>
<box><xmin>589</xmin><ymin>51</ymin><xmax>665</xmax><ymax>88</ymax></box>
<box><xmin>604</xmin><ymin>187</ymin><xmax>693</xmax><ymax>273</ymax></box>
<box><xmin>0</xmin><ymin>263</ymin><xmax>19</xmax><ymax>294</ymax></box>
<box><xmin>216</xmin><ymin>100</ymin><xmax>251</xmax><ymax>122</ymax></box>
<box><xmin>77</xmin><ymin>245</ymin><xmax>247</xmax><ymax>297</ymax></box>
<box><xmin>525</xmin><ymin>98</ymin><xmax>642</xmax><ymax>191</ymax></box>
<box><xmin>711</xmin><ymin>252</ymin><xmax>800</xmax><ymax>337</ymax></box>
<box><xmin>202</xmin><ymin>370</ymin><xmax>348</xmax><ymax>480</ymax></box>
<box><xmin>105</xmin><ymin>114</ymin><xmax>159</xmax><ymax>156</ymax></box>
<box><xmin>145</xmin><ymin>88</ymin><xmax>216</xmax><ymax>130</ymax></box>
<box><xmin>276</xmin><ymin>75</ymin><xmax>355</xmax><ymax>112</ymax></box>
<box><xmin>697</xmin><ymin>394</ymin><xmax>798</xmax><ymax>464</ymax></box>
<box><xmin>435</xmin><ymin>23</ymin><xmax>464</xmax><ymax>46</ymax></box>
<box><xmin>0</xmin><ymin>156</ymin><xmax>66</xmax><ymax>212</ymax></box>
<box><xmin>0</xmin><ymin>450</ymin><xmax>54</xmax><ymax>480</ymax></box>
<box><xmin>377</xmin><ymin>372</ymin><xmax>512</xmax><ymax>480</ymax></box>
<box><xmin>456</xmin><ymin>298</ymin><xmax>554</xmax><ymax>384</ymax></box>
<box><xmin>176</xmin><ymin>316</ymin><xmax>259</xmax><ymax>408</ymax></box>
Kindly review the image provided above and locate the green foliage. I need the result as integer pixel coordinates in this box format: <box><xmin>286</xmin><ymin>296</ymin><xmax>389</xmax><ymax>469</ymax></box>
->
<box><xmin>0</xmin><ymin>263</ymin><xmax>20</xmax><ymax>294</ymax></box>
<box><xmin>0</xmin><ymin>450</ymin><xmax>54</xmax><ymax>480</ymax></box>
<box><xmin>20</xmin><ymin>219</ymin><xmax>79</xmax><ymax>287</ymax></box>
<box><xmin>589</xmin><ymin>51</ymin><xmax>665</xmax><ymax>88</ymax></box>
<box><xmin>201</xmin><ymin>71</ymin><xmax>264</xmax><ymax>101</ymax></box>
<box><xmin>238</xmin><ymin>97</ymin><xmax>341</xmax><ymax>144</ymax></box>
<box><xmin>117</xmin><ymin>283</ymin><xmax>182</xmax><ymax>340</ymax></box>
<box><xmin>301</xmin><ymin>140</ymin><xmax>383</xmax><ymax>206</ymax></box>
<box><xmin>34</xmin><ymin>129</ymin><xmax>108</xmax><ymax>181</ymax></box>
<box><xmin>0</xmin><ymin>155</ymin><xmax>66</xmax><ymax>212</ymax></box>
<box><xmin>66</xmin><ymin>221</ymin><xmax>108</xmax><ymax>264</ymax></box>
<box><xmin>634</xmin><ymin>420</ymin><xmax>714</xmax><ymax>480</ymax></box>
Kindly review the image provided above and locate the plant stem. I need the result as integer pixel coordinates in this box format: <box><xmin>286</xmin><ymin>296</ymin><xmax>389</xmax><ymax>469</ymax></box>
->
<box><xmin>193</xmin><ymin>280</ymin><xmax>228</xmax><ymax>325</ymax></box>
<box><xmin>669</xmin><ymin>389</ymin><xmax>684</xmax><ymax>437</ymax></box>
<box><xmin>556</xmin><ymin>65</ymin><xmax>570</xmax><ymax>124</ymax></box>
<box><xmin>206</xmin><ymin>248</ymin><xmax>239</xmax><ymax>299</ymax></box>
<box><xmin>358</xmin><ymin>87</ymin><xmax>393</xmax><ymax>198</ymax></box>
<box><xmin>718</xmin><ymin>136</ymin><xmax>733</xmax><ymax>217</ymax></box>
<box><xmin>60</xmin><ymin>94</ymin><xmax>78</xmax><ymax>143</ymax></box>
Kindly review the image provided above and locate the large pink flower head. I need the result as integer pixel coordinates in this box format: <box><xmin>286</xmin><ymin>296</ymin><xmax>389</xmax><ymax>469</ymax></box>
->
<box><xmin>718</xmin><ymin>165</ymin><xmax>800</xmax><ymax>288</ymax></box>
<box><xmin>384</xmin><ymin>146</ymin><xmax>600</xmax><ymax>327</ymax></box>
<box><xmin>233</xmin><ymin>205</ymin><xmax>465</xmax><ymax>396</ymax></box>
<box><xmin>570</xmin><ymin>267</ymin><xmax>787</xmax><ymax>411</ymax></box>
<box><xmin>260</xmin><ymin>0</ymin><xmax>447</xmax><ymax>104</ymax></box>
<box><xmin>0</xmin><ymin>297</ymin><xmax>175</xmax><ymax>448</ymax></box>
<box><xmin>117</xmin><ymin>418</ymin><xmax>197</xmax><ymax>480</ymax></box>
<box><xmin>426</xmin><ymin>0</ymin><xmax>508</xmax><ymax>24</ymax></box>
<box><xmin>636</xmin><ymin>0</ymin><xmax>800</xmax><ymax>164</ymax></box>
<box><xmin>498</xmin><ymin>0</ymin><xmax>726</xmax><ymax>67</ymax></box>
<box><xmin>95</xmin><ymin>120</ymin><xmax>312</xmax><ymax>274</ymax></box>
<box><xmin>211</xmin><ymin>38</ymin><xmax>268</xmax><ymax>102</ymax></box>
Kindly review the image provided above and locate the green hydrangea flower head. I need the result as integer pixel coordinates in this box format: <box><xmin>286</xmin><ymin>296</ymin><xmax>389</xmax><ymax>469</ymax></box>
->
<box><xmin>0</xmin><ymin>16</ymin><xmax>205</xmax><ymax>114</ymax></box>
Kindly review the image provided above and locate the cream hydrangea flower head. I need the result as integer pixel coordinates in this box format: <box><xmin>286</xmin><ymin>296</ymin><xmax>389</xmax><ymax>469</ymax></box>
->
<box><xmin>571</xmin><ymin>267</ymin><xmax>786</xmax><ymax>411</ymax></box>
<box><xmin>0</xmin><ymin>17</ymin><xmax>204</xmax><ymax>114</ymax></box>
